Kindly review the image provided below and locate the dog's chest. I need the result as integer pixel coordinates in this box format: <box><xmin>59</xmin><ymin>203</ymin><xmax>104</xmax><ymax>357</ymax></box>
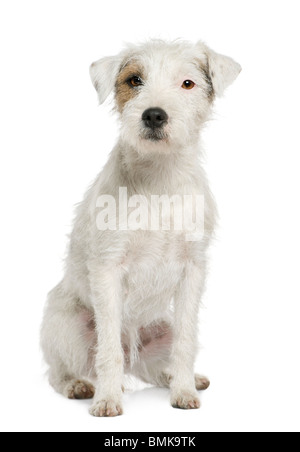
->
<box><xmin>122</xmin><ymin>232</ymin><xmax>191</xmax><ymax>302</ymax></box>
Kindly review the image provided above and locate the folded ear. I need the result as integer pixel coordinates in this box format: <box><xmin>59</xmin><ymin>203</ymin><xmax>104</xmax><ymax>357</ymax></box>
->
<box><xmin>198</xmin><ymin>42</ymin><xmax>241</xmax><ymax>97</ymax></box>
<box><xmin>90</xmin><ymin>55</ymin><xmax>124</xmax><ymax>104</ymax></box>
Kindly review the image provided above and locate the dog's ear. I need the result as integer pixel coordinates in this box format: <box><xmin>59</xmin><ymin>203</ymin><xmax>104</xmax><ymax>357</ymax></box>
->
<box><xmin>90</xmin><ymin>55</ymin><xmax>123</xmax><ymax>104</ymax></box>
<box><xmin>198</xmin><ymin>42</ymin><xmax>241</xmax><ymax>97</ymax></box>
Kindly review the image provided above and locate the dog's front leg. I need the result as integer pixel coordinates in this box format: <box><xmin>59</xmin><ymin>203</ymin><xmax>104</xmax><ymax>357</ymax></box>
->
<box><xmin>170</xmin><ymin>261</ymin><xmax>205</xmax><ymax>409</ymax></box>
<box><xmin>88</xmin><ymin>264</ymin><xmax>124</xmax><ymax>417</ymax></box>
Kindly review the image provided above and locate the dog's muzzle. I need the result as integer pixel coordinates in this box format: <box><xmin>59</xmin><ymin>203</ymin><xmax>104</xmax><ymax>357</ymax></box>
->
<box><xmin>141</xmin><ymin>107</ymin><xmax>168</xmax><ymax>142</ymax></box>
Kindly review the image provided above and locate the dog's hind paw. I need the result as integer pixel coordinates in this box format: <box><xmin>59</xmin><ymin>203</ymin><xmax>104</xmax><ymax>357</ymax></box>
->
<box><xmin>195</xmin><ymin>374</ymin><xmax>210</xmax><ymax>391</ymax></box>
<box><xmin>65</xmin><ymin>379</ymin><xmax>95</xmax><ymax>400</ymax></box>
<box><xmin>89</xmin><ymin>399</ymin><xmax>123</xmax><ymax>417</ymax></box>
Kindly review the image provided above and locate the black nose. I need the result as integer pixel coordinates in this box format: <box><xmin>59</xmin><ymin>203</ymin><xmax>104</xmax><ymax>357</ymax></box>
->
<box><xmin>142</xmin><ymin>107</ymin><xmax>168</xmax><ymax>129</ymax></box>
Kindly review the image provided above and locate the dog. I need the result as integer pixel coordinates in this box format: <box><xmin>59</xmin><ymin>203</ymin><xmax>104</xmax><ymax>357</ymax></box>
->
<box><xmin>41</xmin><ymin>39</ymin><xmax>241</xmax><ymax>417</ymax></box>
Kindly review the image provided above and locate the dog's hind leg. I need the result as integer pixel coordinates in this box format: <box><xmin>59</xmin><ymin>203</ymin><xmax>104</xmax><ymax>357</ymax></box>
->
<box><xmin>131</xmin><ymin>321</ymin><xmax>210</xmax><ymax>391</ymax></box>
<box><xmin>48</xmin><ymin>359</ymin><xmax>95</xmax><ymax>400</ymax></box>
<box><xmin>134</xmin><ymin>360</ymin><xmax>210</xmax><ymax>392</ymax></box>
<box><xmin>154</xmin><ymin>373</ymin><xmax>210</xmax><ymax>391</ymax></box>
<box><xmin>130</xmin><ymin>321</ymin><xmax>175</xmax><ymax>387</ymax></box>
<box><xmin>41</xmin><ymin>282</ymin><xmax>96</xmax><ymax>399</ymax></box>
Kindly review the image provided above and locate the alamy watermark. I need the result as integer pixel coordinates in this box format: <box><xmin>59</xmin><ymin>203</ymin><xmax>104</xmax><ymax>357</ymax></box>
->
<box><xmin>96</xmin><ymin>187</ymin><xmax>205</xmax><ymax>241</ymax></box>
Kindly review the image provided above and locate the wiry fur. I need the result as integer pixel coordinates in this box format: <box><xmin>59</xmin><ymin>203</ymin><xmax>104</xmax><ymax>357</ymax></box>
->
<box><xmin>41</xmin><ymin>39</ymin><xmax>241</xmax><ymax>417</ymax></box>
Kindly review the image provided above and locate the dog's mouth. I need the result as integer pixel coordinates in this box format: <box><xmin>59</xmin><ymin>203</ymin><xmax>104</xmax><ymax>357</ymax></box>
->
<box><xmin>140</xmin><ymin>128</ymin><xmax>168</xmax><ymax>142</ymax></box>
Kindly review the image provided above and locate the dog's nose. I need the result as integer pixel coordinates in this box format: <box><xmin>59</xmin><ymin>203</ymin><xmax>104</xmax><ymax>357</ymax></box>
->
<box><xmin>142</xmin><ymin>108</ymin><xmax>168</xmax><ymax>129</ymax></box>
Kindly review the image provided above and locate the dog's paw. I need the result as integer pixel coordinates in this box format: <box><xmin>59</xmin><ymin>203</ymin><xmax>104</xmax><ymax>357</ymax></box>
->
<box><xmin>171</xmin><ymin>390</ymin><xmax>201</xmax><ymax>410</ymax></box>
<box><xmin>89</xmin><ymin>399</ymin><xmax>123</xmax><ymax>417</ymax></box>
<box><xmin>195</xmin><ymin>374</ymin><xmax>210</xmax><ymax>391</ymax></box>
<box><xmin>65</xmin><ymin>379</ymin><xmax>95</xmax><ymax>400</ymax></box>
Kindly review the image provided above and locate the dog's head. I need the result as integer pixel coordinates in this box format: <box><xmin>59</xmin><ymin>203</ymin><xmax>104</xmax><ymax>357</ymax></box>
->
<box><xmin>90</xmin><ymin>40</ymin><xmax>241</xmax><ymax>153</ymax></box>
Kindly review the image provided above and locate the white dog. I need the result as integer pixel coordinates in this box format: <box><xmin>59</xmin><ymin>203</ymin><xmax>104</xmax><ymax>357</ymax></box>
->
<box><xmin>41</xmin><ymin>39</ymin><xmax>241</xmax><ymax>417</ymax></box>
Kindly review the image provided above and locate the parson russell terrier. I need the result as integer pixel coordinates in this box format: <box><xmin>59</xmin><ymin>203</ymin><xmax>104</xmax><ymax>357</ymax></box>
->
<box><xmin>41</xmin><ymin>39</ymin><xmax>241</xmax><ymax>417</ymax></box>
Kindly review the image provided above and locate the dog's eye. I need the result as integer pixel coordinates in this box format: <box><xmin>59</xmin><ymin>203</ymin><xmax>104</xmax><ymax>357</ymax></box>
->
<box><xmin>128</xmin><ymin>76</ymin><xmax>143</xmax><ymax>87</ymax></box>
<box><xmin>182</xmin><ymin>80</ymin><xmax>195</xmax><ymax>90</ymax></box>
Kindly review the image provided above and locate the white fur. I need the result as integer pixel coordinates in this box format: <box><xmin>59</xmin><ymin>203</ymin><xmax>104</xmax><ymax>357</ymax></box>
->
<box><xmin>41</xmin><ymin>39</ymin><xmax>240</xmax><ymax>416</ymax></box>
<box><xmin>201</xmin><ymin>43</ymin><xmax>241</xmax><ymax>96</ymax></box>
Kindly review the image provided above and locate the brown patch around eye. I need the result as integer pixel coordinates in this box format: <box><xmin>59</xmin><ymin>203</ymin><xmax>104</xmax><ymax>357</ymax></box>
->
<box><xmin>115</xmin><ymin>61</ymin><xmax>145</xmax><ymax>113</ymax></box>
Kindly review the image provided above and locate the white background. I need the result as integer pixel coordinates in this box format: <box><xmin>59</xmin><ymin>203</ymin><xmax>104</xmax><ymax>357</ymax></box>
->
<box><xmin>1</xmin><ymin>0</ymin><xmax>300</xmax><ymax>433</ymax></box>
